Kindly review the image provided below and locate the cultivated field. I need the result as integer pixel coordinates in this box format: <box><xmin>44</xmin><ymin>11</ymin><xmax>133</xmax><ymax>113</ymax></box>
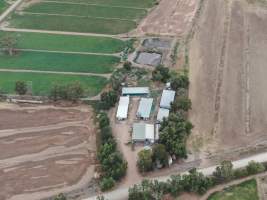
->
<box><xmin>0</xmin><ymin>0</ymin><xmax>8</xmax><ymax>14</ymax></box>
<box><xmin>188</xmin><ymin>0</ymin><xmax>267</xmax><ymax>163</ymax></box>
<box><xmin>0</xmin><ymin>103</ymin><xmax>97</xmax><ymax>200</ymax></box>
<box><xmin>5</xmin><ymin>0</ymin><xmax>157</xmax><ymax>34</ymax></box>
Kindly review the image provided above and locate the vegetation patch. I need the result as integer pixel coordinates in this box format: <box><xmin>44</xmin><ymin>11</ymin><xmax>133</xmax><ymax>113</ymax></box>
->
<box><xmin>0</xmin><ymin>0</ymin><xmax>8</xmax><ymax>14</ymax></box>
<box><xmin>0</xmin><ymin>72</ymin><xmax>107</xmax><ymax>96</ymax></box>
<box><xmin>23</xmin><ymin>2</ymin><xmax>147</xmax><ymax>20</ymax></box>
<box><xmin>0</xmin><ymin>51</ymin><xmax>119</xmax><ymax>73</ymax></box>
<box><xmin>0</xmin><ymin>31</ymin><xmax>127</xmax><ymax>53</ymax></box>
<box><xmin>9</xmin><ymin>13</ymin><xmax>136</xmax><ymax>34</ymax></box>
<box><xmin>208</xmin><ymin>179</ymin><xmax>259</xmax><ymax>200</ymax></box>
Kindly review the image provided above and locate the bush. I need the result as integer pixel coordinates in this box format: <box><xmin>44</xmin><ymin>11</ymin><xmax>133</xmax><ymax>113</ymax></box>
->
<box><xmin>15</xmin><ymin>81</ymin><xmax>27</xmax><ymax>95</ymax></box>
<box><xmin>123</xmin><ymin>61</ymin><xmax>132</xmax><ymax>71</ymax></box>
<box><xmin>137</xmin><ymin>149</ymin><xmax>153</xmax><ymax>173</ymax></box>
<box><xmin>234</xmin><ymin>168</ymin><xmax>248</xmax><ymax>179</ymax></box>
<box><xmin>152</xmin><ymin>65</ymin><xmax>170</xmax><ymax>83</ymax></box>
<box><xmin>171</xmin><ymin>74</ymin><xmax>189</xmax><ymax>90</ymax></box>
<box><xmin>100</xmin><ymin>90</ymin><xmax>118</xmax><ymax>110</ymax></box>
<box><xmin>213</xmin><ymin>160</ymin><xmax>234</xmax><ymax>183</ymax></box>
<box><xmin>54</xmin><ymin>193</ymin><xmax>66</xmax><ymax>200</ymax></box>
<box><xmin>171</xmin><ymin>97</ymin><xmax>192</xmax><ymax>112</ymax></box>
<box><xmin>50</xmin><ymin>82</ymin><xmax>84</xmax><ymax>101</ymax></box>
<box><xmin>152</xmin><ymin>144</ymin><xmax>169</xmax><ymax>167</ymax></box>
<box><xmin>246</xmin><ymin>161</ymin><xmax>265</xmax><ymax>175</ymax></box>
<box><xmin>100</xmin><ymin>177</ymin><xmax>115</xmax><ymax>191</ymax></box>
<box><xmin>98</xmin><ymin>112</ymin><xmax>110</xmax><ymax>128</ymax></box>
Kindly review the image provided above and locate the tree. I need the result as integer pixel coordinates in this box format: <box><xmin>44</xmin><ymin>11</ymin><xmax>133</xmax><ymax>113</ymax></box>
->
<box><xmin>54</xmin><ymin>193</ymin><xmax>66</xmax><ymax>200</ymax></box>
<box><xmin>15</xmin><ymin>81</ymin><xmax>27</xmax><ymax>95</ymax></box>
<box><xmin>100</xmin><ymin>177</ymin><xmax>115</xmax><ymax>191</ymax></box>
<box><xmin>171</xmin><ymin>97</ymin><xmax>192</xmax><ymax>112</ymax></box>
<box><xmin>166</xmin><ymin>175</ymin><xmax>184</xmax><ymax>197</ymax></box>
<box><xmin>66</xmin><ymin>81</ymin><xmax>84</xmax><ymax>101</ymax></box>
<box><xmin>128</xmin><ymin>180</ymin><xmax>156</xmax><ymax>200</ymax></box>
<box><xmin>213</xmin><ymin>160</ymin><xmax>234</xmax><ymax>183</ymax></box>
<box><xmin>246</xmin><ymin>161</ymin><xmax>265</xmax><ymax>175</ymax></box>
<box><xmin>100</xmin><ymin>90</ymin><xmax>118</xmax><ymax>110</ymax></box>
<box><xmin>123</xmin><ymin>61</ymin><xmax>132</xmax><ymax>71</ymax></box>
<box><xmin>152</xmin><ymin>65</ymin><xmax>170</xmax><ymax>83</ymax></box>
<box><xmin>0</xmin><ymin>34</ymin><xmax>18</xmax><ymax>56</ymax></box>
<box><xmin>170</xmin><ymin>74</ymin><xmax>189</xmax><ymax>90</ymax></box>
<box><xmin>137</xmin><ymin>149</ymin><xmax>153</xmax><ymax>173</ymax></box>
<box><xmin>152</xmin><ymin>144</ymin><xmax>169</xmax><ymax>167</ymax></box>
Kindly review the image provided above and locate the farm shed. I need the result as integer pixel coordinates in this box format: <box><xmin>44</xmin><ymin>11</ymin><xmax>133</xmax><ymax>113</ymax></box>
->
<box><xmin>157</xmin><ymin>108</ymin><xmax>170</xmax><ymax>123</ymax></box>
<box><xmin>160</xmin><ymin>89</ymin><xmax>176</xmax><ymax>109</ymax></box>
<box><xmin>132</xmin><ymin>123</ymin><xmax>155</xmax><ymax>143</ymax></box>
<box><xmin>136</xmin><ymin>98</ymin><xmax>153</xmax><ymax>120</ymax></box>
<box><xmin>116</xmin><ymin>96</ymin><xmax>130</xmax><ymax>120</ymax></box>
<box><xmin>122</xmin><ymin>87</ymin><xmax>149</xmax><ymax>96</ymax></box>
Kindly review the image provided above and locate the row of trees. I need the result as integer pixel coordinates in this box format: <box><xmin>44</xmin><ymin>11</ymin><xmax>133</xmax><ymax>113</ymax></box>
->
<box><xmin>129</xmin><ymin>160</ymin><xmax>266</xmax><ymax>200</ymax></box>
<box><xmin>97</xmin><ymin>112</ymin><xmax>127</xmax><ymax>191</ymax></box>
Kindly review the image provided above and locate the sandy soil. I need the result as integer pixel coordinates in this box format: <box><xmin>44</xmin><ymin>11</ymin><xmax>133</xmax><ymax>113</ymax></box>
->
<box><xmin>0</xmin><ymin>103</ymin><xmax>97</xmax><ymax>200</ymax></box>
<box><xmin>135</xmin><ymin>0</ymin><xmax>199</xmax><ymax>37</ymax></box>
<box><xmin>188</xmin><ymin>0</ymin><xmax>267</xmax><ymax>164</ymax></box>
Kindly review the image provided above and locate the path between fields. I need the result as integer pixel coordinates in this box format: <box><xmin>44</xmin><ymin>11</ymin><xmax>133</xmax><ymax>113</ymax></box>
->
<box><xmin>84</xmin><ymin>151</ymin><xmax>267</xmax><ymax>200</ymax></box>
<box><xmin>17</xmin><ymin>48</ymin><xmax>121</xmax><ymax>57</ymax></box>
<box><xmin>0</xmin><ymin>0</ymin><xmax>24</xmax><ymax>23</ymax></box>
<box><xmin>0</xmin><ymin>27</ymin><xmax>128</xmax><ymax>39</ymax></box>
<box><xmin>0</xmin><ymin>69</ymin><xmax>112</xmax><ymax>78</ymax></box>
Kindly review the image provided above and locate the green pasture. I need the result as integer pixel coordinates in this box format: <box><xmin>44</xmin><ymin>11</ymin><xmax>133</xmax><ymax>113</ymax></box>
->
<box><xmin>0</xmin><ymin>71</ymin><xmax>107</xmax><ymax>96</ymax></box>
<box><xmin>208</xmin><ymin>179</ymin><xmax>259</xmax><ymax>200</ymax></box>
<box><xmin>9</xmin><ymin>13</ymin><xmax>136</xmax><ymax>34</ymax></box>
<box><xmin>24</xmin><ymin>2</ymin><xmax>147</xmax><ymax>20</ymax></box>
<box><xmin>0</xmin><ymin>51</ymin><xmax>120</xmax><ymax>73</ymax></box>
<box><xmin>0</xmin><ymin>31</ymin><xmax>126</xmax><ymax>53</ymax></box>
<box><xmin>0</xmin><ymin>0</ymin><xmax>8</xmax><ymax>14</ymax></box>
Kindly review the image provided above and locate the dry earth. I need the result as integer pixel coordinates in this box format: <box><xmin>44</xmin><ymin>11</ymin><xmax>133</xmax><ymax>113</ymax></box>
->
<box><xmin>134</xmin><ymin>0</ymin><xmax>199</xmax><ymax>37</ymax></box>
<box><xmin>0</xmin><ymin>103</ymin><xmax>97</xmax><ymax>200</ymax></box>
<box><xmin>188</xmin><ymin>0</ymin><xmax>267</xmax><ymax>164</ymax></box>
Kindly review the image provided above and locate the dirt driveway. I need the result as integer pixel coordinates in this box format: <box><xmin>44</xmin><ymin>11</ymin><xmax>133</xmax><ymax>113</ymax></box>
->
<box><xmin>0</xmin><ymin>103</ymin><xmax>97</xmax><ymax>200</ymax></box>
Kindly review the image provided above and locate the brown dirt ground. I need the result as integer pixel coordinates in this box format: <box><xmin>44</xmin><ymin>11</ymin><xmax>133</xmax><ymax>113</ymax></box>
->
<box><xmin>134</xmin><ymin>0</ymin><xmax>199</xmax><ymax>37</ymax></box>
<box><xmin>188</xmin><ymin>0</ymin><xmax>267</xmax><ymax>165</ymax></box>
<box><xmin>0</xmin><ymin>103</ymin><xmax>96</xmax><ymax>200</ymax></box>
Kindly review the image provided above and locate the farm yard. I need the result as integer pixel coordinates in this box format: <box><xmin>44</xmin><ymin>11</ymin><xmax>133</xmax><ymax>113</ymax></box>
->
<box><xmin>5</xmin><ymin>0</ymin><xmax>157</xmax><ymax>34</ymax></box>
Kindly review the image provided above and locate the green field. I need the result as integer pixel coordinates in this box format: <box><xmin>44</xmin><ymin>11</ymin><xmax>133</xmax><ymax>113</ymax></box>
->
<box><xmin>24</xmin><ymin>2</ymin><xmax>147</xmax><ymax>20</ymax></box>
<box><xmin>9</xmin><ymin>13</ymin><xmax>136</xmax><ymax>34</ymax></box>
<box><xmin>0</xmin><ymin>51</ymin><xmax>120</xmax><ymax>73</ymax></box>
<box><xmin>0</xmin><ymin>0</ymin><xmax>8</xmax><ymax>14</ymax></box>
<box><xmin>0</xmin><ymin>31</ymin><xmax>126</xmax><ymax>53</ymax></box>
<box><xmin>208</xmin><ymin>179</ymin><xmax>259</xmax><ymax>200</ymax></box>
<box><xmin>0</xmin><ymin>71</ymin><xmax>107</xmax><ymax>96</ymax></box>
<box><xmin>52</xmin><ymin>0</ymin><xmax>156</xmax><ymax>8</ymax></box>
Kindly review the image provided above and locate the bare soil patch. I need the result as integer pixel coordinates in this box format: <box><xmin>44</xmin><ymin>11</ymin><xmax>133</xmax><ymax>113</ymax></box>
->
<box><xmin>0</xmin><ymin>103</ymin><xmax>97</xmax><ymax>200</ymax></box>
<box><xmin>188</xmin><ymin>0</ymin><xmax>267</xmax><ymax>164</ymax></box>
<box><xmin>135</xmin><ymin>0</ymin><xmax>199</xmax><ymax>36</ymax></box>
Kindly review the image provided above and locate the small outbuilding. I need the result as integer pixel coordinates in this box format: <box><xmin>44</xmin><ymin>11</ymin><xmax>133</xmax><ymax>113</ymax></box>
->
<box><xmin>160</xmin><ymin>89</ymin><xmax>176</xmax><ymax>109</ymax></box>
<box><xmin>157</xmin><ymin>108</ymin><xmax>170</xmax><ymax>123</ymax></box>
<box><xmin>136</xmin><ymin>98</ymin><xmax>153</xmax><ymax>120</ymax></box>
<box><xmin>122</xmin><ymin>87</ymin><xmax>149</xmax><ymax>96</ymax></box>
<box><xmin>132</xmin><ymin>123</ymin><xmax>155</xmax><ymax>143</ymax></box>
<box><xmin>116</xmin><ymin>96</ymin><xmax>130</xmax><ymax>120</ymax></box>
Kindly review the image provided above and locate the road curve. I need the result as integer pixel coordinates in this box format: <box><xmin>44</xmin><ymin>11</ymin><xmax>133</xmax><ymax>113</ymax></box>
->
<box><xmin>85</xmin><ymin>151</ymin><xmax>267</xmax><ymax>200</ymax></box>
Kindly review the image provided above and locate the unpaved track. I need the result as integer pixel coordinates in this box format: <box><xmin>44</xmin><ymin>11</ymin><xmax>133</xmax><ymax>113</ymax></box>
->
<box><xmin>0</xmin><ymin>0</ymin><xmax>24</xmax><ymax>23</ymax></box>
<box><xmin>0</xmin><ymin>69</ymin><xmax>111</xmax><ymax>78</ymax></box>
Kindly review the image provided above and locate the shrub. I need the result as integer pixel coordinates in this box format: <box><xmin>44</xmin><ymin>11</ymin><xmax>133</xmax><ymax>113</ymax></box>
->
<box><xmin>100</xmin><ymin>90</ymin><xmax>118</xmax><ymax>110</ymax></box>
<box><xmin>15</xmin><ymin>81</ymin><xmax>27</xmax><ymax>95</ymax></box>
<box><xmin>54</xmin><ymin>193</ymin><xmax>66</xmax><ymax>200</ymax></box>
<box><xmin>213</xmin><ymin>160</ymin><xmax>234</xmax><ymax>183</ymax></box>
<box><xmin>123</xmin><ymin>61</ymin><xmax>132</xmax><ymax>71</ymax></box>
<box><xmin>152</xmin><ymin>144</ymin><xmax>169</xmax><ymax>167</ymax></box>
<box><xmin>137</xmin><ymin>149</ymin><xmax>153</xmax><ymax>173</ymax></box>
<box><xmin>100</xmin><ymin>177</ymin><xmax>115</xmax><ymax>191</ymax></box>
<box><xmin>170</xmin><ymin>74</ymin><xmax>189</xmax><ymax>90</ymax></box>
<box><xmin>246</xmin><ymin>161</ymin><xmax>265</xmax><ymax>175</ymax></box>
<box><xmin>152</xmin><ymin>65</ymin><xmax>170</xmax><ymax>83</ymax></box>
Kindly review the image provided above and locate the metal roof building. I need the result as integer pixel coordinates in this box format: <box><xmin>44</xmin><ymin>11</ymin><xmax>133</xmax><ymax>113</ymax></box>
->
<box><xmin>157</xmin><ymin>108</ymin><xmax>170</xmax><ymax>122</ymax></box>
<box><xmin>116</xmin><ymin>96</ymin><xmax>130</xmax><ymax>120</ymax></box>
<box><xmin>136</xmin><ymin>98</ymin><xmax>153</xmax><ymax>120</ymax></box>
<box><xmin>160</xmin><ymin>89</ymin><xmax>176</xmax><ymax>109</ymax></box>
<box><xmin>122</xmin><ymin>87</ymin><xmax>149</xmax><ymax>96</ymax></box>
<box><xmin>132</xmin><ymin>123</ymin><xmax>154</xmax><ymax>143</ymax></box>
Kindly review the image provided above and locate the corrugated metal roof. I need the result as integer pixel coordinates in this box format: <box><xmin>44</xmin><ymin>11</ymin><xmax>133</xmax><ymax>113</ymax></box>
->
<box><xmin>116</xmin><ymin>96</ymin><xmax>129</xmax><ymax>119</ymax></box>
<box><xmin>122</xmin><ymin>87</ymin><xmax>149</xmax><ymax>95</ymax></box>
<box><xmin>132</xmin><ymin>123</ymin><xmax>154</xmax><ymax>141</ymax></box>
<box><xmin>157</xmin><ymin>108</ymin><xmax>170</xmax><ymax>122</ymax></box>
<box><xmin>137</xmin><ymin>98</ymin><xmax>153</xmax><ymax>119</ymax></box>
<box><xmin>160</xmin><ymin>89</ymin><xmax>176</xmax><ymax>109</ymax></box>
